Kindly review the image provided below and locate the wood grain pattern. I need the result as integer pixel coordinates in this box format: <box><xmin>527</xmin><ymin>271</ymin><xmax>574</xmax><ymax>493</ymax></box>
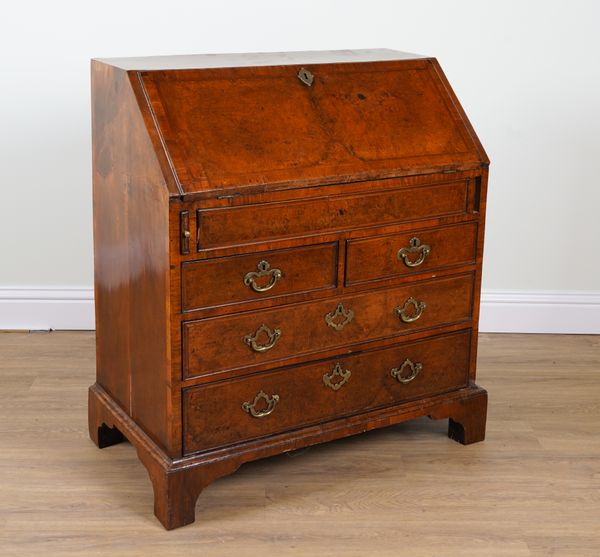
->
<box><xmin>183</xmin><ymin>330</ymin><xmax>471</xmax><ymax>453</ymax></box>
<box><xmin>345</xmin><ymin>221</ymin><xmax>478</xmax><ymax>285</ymax></box>
<box><xmin>182</xmin><ymin>273</ymin><xmax>474</xmax><ymax>380</ymax></box>
<box><xmin>3</xmin><ymin>332</ymin><xmax>599</xmax><ymax>554</ymax></box>
<box><xmin>140</xmin><ymin>59</ymin><xmax>484</xmax><ymax>194</ymax></box>
<box><xmin>91</xmin><ymin>60</ymin><xmax>174</xmax><ymax>456</ymax></box>
<box><xmin>182</xmin><ymin>242</ymin><xmax>338</xmax><ymax>311</ymax></box>
<box><xmin>196</xmin><ymin>179</ymin><xmax>470</xmax><ymax>248</ymax></box>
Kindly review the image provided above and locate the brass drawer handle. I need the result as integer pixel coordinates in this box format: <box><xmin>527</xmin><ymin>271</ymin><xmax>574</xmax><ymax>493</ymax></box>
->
<box><xmin>391</xmin><ymin>359</ymin><xmax>423</xmax><ymax>384</ymax></box>
<box><xmin>397</xmin><ymin>237</ymin><xmax>431</xmax><ymax>268</ymax></box>
<box><xmin>244</xmin><ymin>323</ymin><xmax>282</xmax><ymax>353</ymax></box>
<box><xmin>243</xmin><ymin>260</ymin><xmax>282</xmax><ymax>293</ymax></box>
<box><xmin>323</xmin><ymin>362</ymin><xmax>351</xmax><ymax>391</ymax></box>
<box><xmin>394</xmin><ymin>296</ymin><xmax>426</xmax><ymax>323</ymax></box>
<box><xmin>242</xmin><ymin>390</ymin><xmax>280</xmax><ymax>418</ymax></box>
<box><xmin>325</xmin><ymin>302</ymin><xmax>354</xmax><ymax>331</ymax></box>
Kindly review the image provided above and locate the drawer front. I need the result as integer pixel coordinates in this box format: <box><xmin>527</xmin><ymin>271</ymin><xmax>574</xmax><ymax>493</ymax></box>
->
<box><xmin>345</xmin><ymin>222</ymin><xmax>478</xmax><ymax>286</ymax></box>
<box><xmin>197</xmin><ymin>180</ymin><xmax>469</xmax><ymax>248</ymax></box>
<box><xmin>182</xmin><ymin>242</ymin><xmax>338</xmax><ymax>311</ymax></box>
<box><xmin>183</xmin><ymin>330</ymin><xmax>471</xmax><ymax>453</ymax></box>
<box><xmin>183</xmin><ymin>273</ymin><xmax>473</xmax><ymax>379</ymax></box>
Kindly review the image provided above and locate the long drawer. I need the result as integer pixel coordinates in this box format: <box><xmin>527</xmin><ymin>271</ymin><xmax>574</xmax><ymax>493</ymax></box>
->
<box><xmin>183</xmin><ymin>330</ymin><xmax>471</xmax><ymax>454</ymax></box>
<box><xmin>196</xmin><ymin>179</ymin><xmax>469</xmax><ymax>248</ymax></box>
<box><xmin>183</xmin><ymin>273</ymin><xmax>474</xmax><ymax>379</ymax></box>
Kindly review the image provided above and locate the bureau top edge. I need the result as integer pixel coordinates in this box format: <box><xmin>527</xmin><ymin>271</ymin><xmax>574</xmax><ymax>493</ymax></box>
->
<box><xmin>93</xmin><ymin>49</ymin><xmax>427</xmax><ymax>71</ymax></box>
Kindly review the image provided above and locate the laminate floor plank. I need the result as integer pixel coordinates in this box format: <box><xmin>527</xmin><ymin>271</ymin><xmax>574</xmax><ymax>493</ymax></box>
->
<box><xmin>0</xmin><ymin>331</ymin><xmax>598</xmax><ymax>556</ymax></box>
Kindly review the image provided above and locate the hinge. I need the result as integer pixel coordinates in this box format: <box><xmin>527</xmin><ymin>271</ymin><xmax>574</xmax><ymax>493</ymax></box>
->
<box><xmin>180</xmin><ymin>210</ymin><xmax>190</xmax><ymax>255</ymax></box>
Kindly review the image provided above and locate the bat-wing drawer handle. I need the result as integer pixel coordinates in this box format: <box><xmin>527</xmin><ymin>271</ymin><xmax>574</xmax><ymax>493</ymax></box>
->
<box><xmin>391</xmin><ymin>359</ymin><xmax>423</xmax><ymax>384</ymax></box>
<box><xmin>244</xmin><ymin>323</ymin><xmax>282</xmax><ymax>353</ymax></box>
<box><xmin>242</xmin><ymin>390</ymin><xmax>280</xmax><ymax>418</ymax></box>
<box><xmin>244</xmin><ymin>260</ymin><xmax>282</xmax><ymax>292</ymax></box>
<box><xmin>394</xmin><ymin>297</ymin><xmax>426</xmax><ymax>323</ymax></box>
<box><xmin>397</xmin><ymin>237</ymin><xmax>431</xmax><ymax>268</ymax></box>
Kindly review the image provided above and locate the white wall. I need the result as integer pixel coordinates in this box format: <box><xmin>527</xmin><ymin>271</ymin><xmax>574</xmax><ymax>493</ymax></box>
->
<box><xmin>1</xmin><ymin>0</ymin><xmax>599</xmax><ymax>331</ymax></box>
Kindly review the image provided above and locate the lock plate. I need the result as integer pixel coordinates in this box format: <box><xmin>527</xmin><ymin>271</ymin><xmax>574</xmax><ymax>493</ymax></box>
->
<box><xmin>297</xmin><ymin>67</ymin><xmax>314</xmax><ymax>86</ymax></box>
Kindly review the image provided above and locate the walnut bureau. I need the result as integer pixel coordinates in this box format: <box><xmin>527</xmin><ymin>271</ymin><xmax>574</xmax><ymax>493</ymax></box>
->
<box><xmin>88</xmin><ymin>49</ymin><xmax>489</xmax><ymax>530</ymax></box>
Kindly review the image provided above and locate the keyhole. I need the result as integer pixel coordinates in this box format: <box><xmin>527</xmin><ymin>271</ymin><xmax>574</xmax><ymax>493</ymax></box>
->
<box><xmin>297</xmin><ymin>67</ymin><xmax>314</xmax><ymax>86</ymax></box>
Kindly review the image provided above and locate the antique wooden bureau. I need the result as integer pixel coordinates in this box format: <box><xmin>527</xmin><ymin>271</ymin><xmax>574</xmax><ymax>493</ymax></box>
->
<box><xmin>89</xmin><ymin>49</ymin><xmax>489</xmax><ymax>530</ymax></box>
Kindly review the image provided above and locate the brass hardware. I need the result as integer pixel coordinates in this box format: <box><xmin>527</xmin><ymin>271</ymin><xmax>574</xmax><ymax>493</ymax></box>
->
<box><xmin>397</xmin><ymin>237</ymin><xmax>431</xmax><ymax>268</ymax></box>
<box><xmin>391</xmin><ymin>359</ymin><xmax>423</xmax><ymax>384</ymax></box>
<box><xmin>180</xmin><ymin>211</ymin><xmax>190</xmax><ymax>255</ymax></box>
<box><xmin>243</xmin><ymin>260</ymin><xmax>282</xmax><ymax>293</ymax></box>
<box><xmin>242</xmin><ymin>390</ymin><xmax>280</xmax><ymax>418</ymax></box>
<box><xmin>325</xmin><ymin>302</ymin><xmax>354</xmax><ymax>331</ymax></box>
<box><xmin>297</xmin><ymin>67</ymin><xmax>314</xmax><ymax>86</ymax></box>
<box><xmin>244</xmin><ymin>323</ymin><xmax>282</xmax><ymax>353</ymax></box>
<box><xmin>323</xmin><ymin>362</ymin><xmax>351</xmax><ymax>391</ymax></box>
<box><xmin>394</xmin><ymin>297</ymin><xmax>426</xmax><ymax>323</ymax></box>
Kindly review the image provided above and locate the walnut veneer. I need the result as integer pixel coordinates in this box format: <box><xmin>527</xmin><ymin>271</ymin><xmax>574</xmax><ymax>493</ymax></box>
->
<box><xmin>88</xmin><ymin>49</ymin><xmax>489</xmax><ymax>530</ymax></box>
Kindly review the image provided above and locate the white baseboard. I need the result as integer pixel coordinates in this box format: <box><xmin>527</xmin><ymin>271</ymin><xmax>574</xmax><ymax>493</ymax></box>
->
<box><xmin>479</xmin><ymin>290</ymin><xmax>600</xmax><ymax>334</ymax></box>
<box><xmin>0</xmin><ymin>287</ymin><xmax>95</xmax><ymax>331</ymax></box>
<box><xmin>0</xmin><ymin>287</ymin><xmax>598</xmax><ymax>334</ymax></box>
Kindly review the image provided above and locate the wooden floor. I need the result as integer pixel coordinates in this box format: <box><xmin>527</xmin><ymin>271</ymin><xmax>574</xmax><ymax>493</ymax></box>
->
<box><xmin>0</xmin><ymin>332</ymin><xmax>599</xmax><ymax>556</ymax></box>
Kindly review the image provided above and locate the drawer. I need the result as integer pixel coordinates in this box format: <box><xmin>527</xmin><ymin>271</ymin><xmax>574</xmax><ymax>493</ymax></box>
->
<box><xmin>182</xmin><ymin>242</ymin><xmax>338</xmax><ymax>311</ymax></box>
<box><xmin>196</xmin><ymin>179</ymin><xmax>469</xmax><ymax>248</ymax></box>
<box><xmin>183</xmin><ymin>273</ymin><xmax>473</xmax><ymax>379</ymax></box>
<box><xmin>183</xmin><ymin>330</ymin><xmax>471</xmax><ymax>453</ymax></box>
<box><xmin>345</xmin><ymin>222</ymin><xmax>478</xmax><ymax>286</ymax></box>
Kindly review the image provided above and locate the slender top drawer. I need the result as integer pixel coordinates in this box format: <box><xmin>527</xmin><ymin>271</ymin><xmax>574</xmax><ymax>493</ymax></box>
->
<box><xmin>345</xmin><ymin>222</ymin><xmax>478</xmax><ymax>286</ymax></box>
<box><xmin>183</xmin><ymin>330</ymin><xmax>471</xmax><ymax>453</ymax></box>
<box><xmin>182</xmin><ymin>242</ymin><xmax>338</xmax><ymax>311</ymax></box>
<box><xmin>197</xmin><ymin>179</ymin><xmax>469</xmax><ymax>248</ymax></box>
<box><xmin>183</xmin><ymin>273</ymin><xmax>474</xmax><ymax>380</ymax></box>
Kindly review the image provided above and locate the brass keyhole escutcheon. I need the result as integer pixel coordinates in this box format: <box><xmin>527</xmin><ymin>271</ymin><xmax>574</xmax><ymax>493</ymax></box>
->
<box><xmin>297</xmin><ymin>67</ymin><xmax>314</xmax><ymax>86</ymax></box>
<box><xmin>323</xmin><ymin>362</ymin><xmax>351</xmax><ymax>391</ymax></box>
<box><xmin>325</xmin><ymin>302</ymin><xmax>354</xmax><ymax>331</ymax></box>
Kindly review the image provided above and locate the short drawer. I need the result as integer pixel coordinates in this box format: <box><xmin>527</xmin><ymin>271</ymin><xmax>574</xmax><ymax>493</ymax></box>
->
<box><xmin>197</xmin><ymin>179</ymin><xmax>469</xmax><ymax>248</ymax></box>
<box><xmin>182</xmin><ymin>242</ymin><xmax>338</xmax><ymax>311</ymax></box>
<box><xmin>183</xmin><ymin>330</ymin><xmax>471</xmax><ymax>453</ymax></box>
<box><xmin>345</xmin><ymin>222</ymin><xmax>478</xmax><ymax>286</ymax></box>
<box><xmin>183</xmin><ymin>273</ymin><xmax>473</xmax><ymax>379</ymax></box>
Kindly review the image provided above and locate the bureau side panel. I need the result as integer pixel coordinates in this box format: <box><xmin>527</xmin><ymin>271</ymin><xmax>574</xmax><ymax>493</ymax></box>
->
<box><xmin>91</xmin><ymin>61</ymin><xmax>173</xmax><ymax>454</ymax></box>
<box><xmin>468</xmin><ymin>168</ymin><xmax>489</xmax><ymax>381</ymax></box>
